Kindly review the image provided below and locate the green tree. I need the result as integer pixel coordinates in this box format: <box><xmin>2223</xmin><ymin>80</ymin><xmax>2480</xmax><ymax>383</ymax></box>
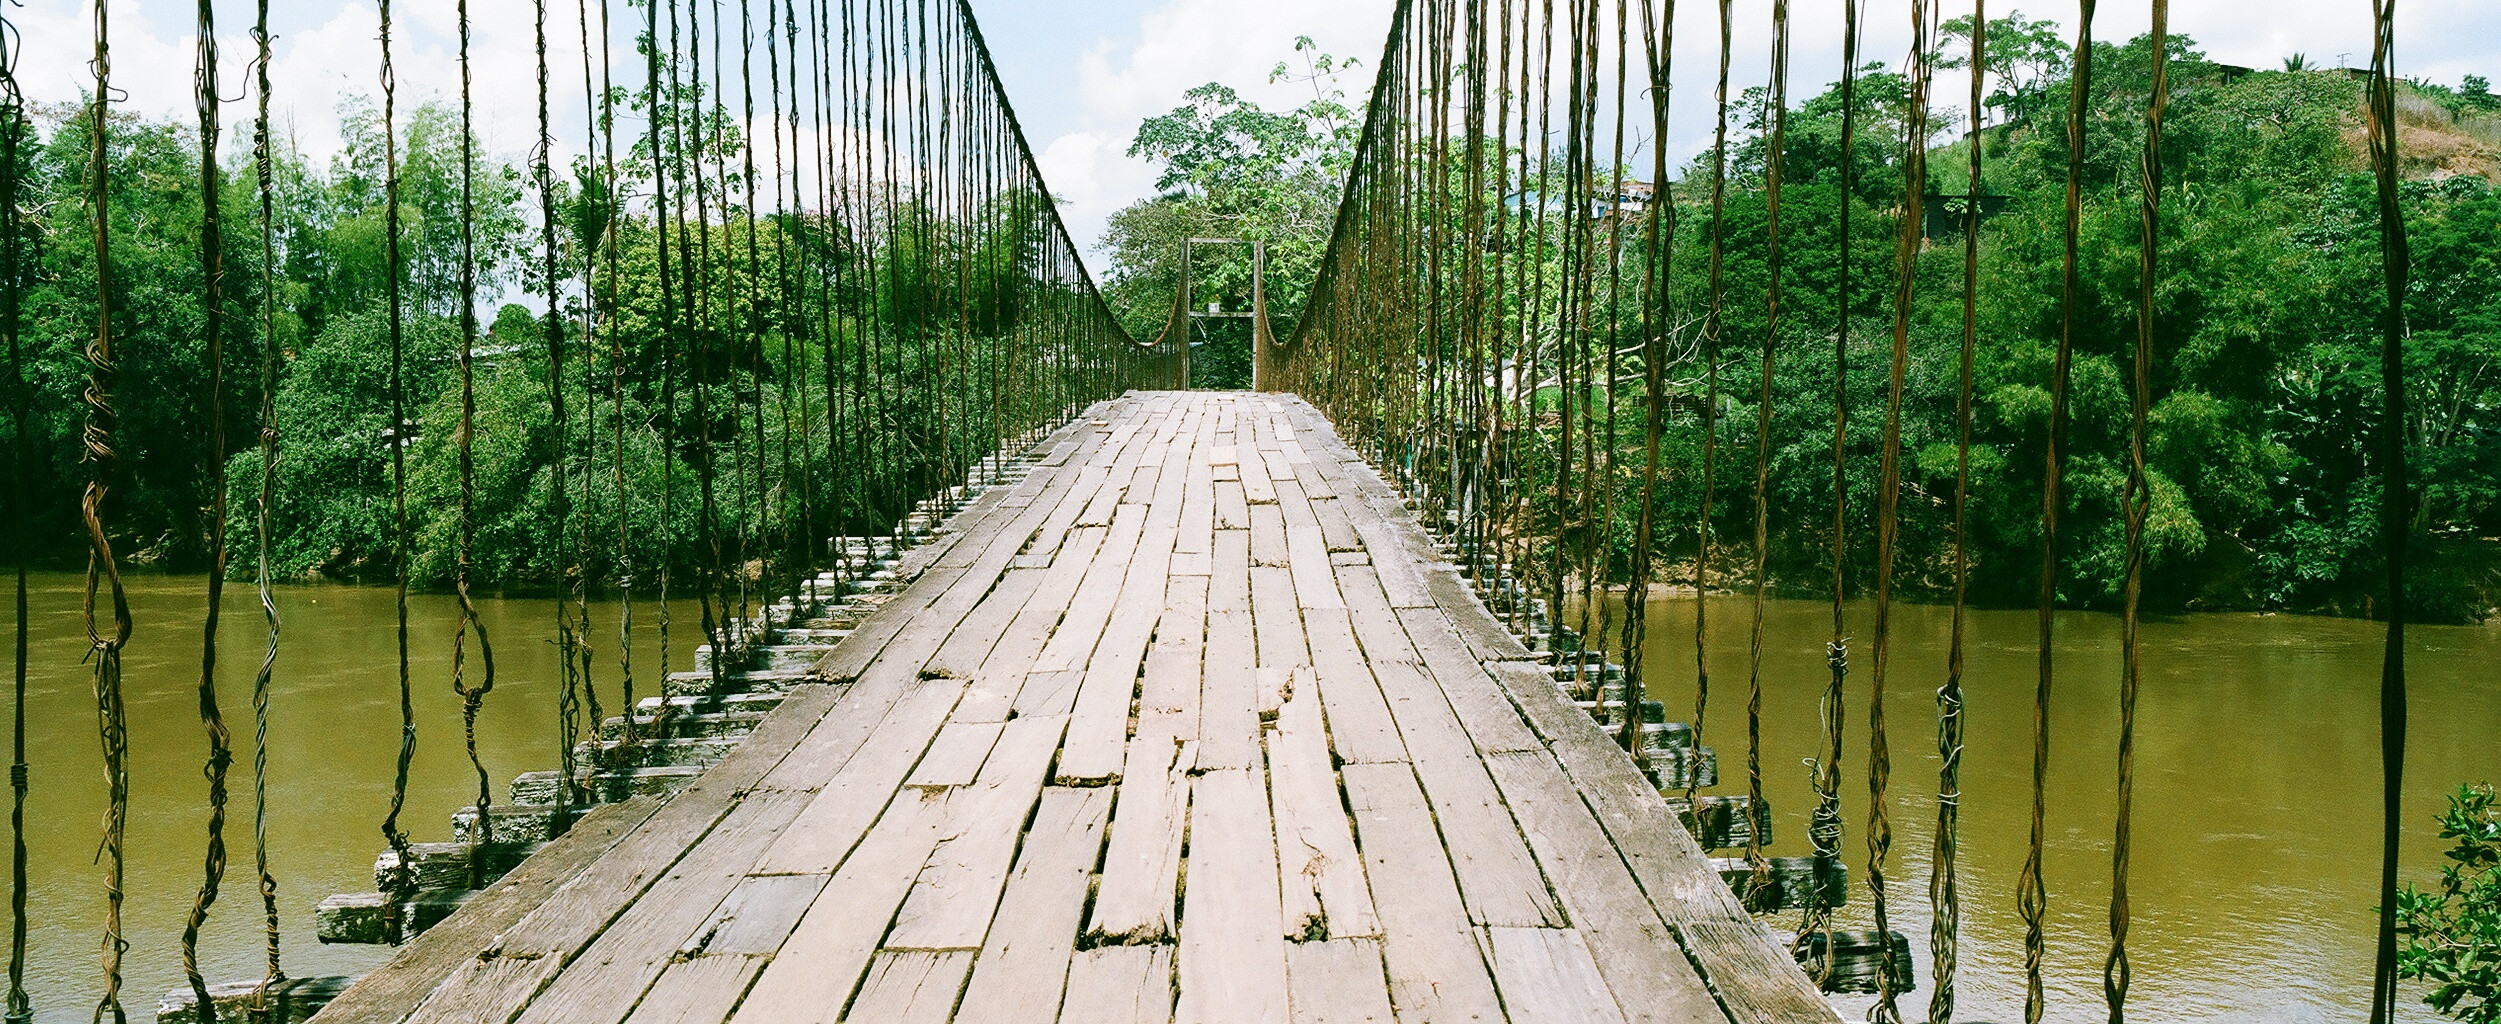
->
<box><xmin>2397</xmin><ymin>784</ymin><xmax>2501</xmax><ymax>1024</ymax></box>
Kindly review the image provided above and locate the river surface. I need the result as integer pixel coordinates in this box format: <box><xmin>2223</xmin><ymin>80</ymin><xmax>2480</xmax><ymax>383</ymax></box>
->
<box><xmin>3</xmin><ymin>571</ymin><xmax>700</xmax><ymax>1022</ymax></box>
<box><xmin>1596</xmin><ymin>592</ymin><xmax>2499</xmax><ymax>1023</ymax></box>
<box><xmin>0</xmin><ymin>573</ymin><xmax>2494</xmax><ymax>1021</ymax></box>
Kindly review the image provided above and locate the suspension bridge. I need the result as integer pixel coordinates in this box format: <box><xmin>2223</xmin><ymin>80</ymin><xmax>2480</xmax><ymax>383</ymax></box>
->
<box><xmin>0</xmin><ymin>0</ymin><xmax>2431</xmax><ymax>1018</ymax></box>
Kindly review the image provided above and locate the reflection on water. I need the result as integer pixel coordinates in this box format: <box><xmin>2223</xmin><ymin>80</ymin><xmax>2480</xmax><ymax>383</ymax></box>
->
<box><xmin>4</xmin><ymin>571</ymin><xmax>696</xmax><ymax>1021</ymax></box>
<box><xmin>1595</xmin><ymin>593</ymin><xmax>2499</xmax><ymax>1023</ymax></box>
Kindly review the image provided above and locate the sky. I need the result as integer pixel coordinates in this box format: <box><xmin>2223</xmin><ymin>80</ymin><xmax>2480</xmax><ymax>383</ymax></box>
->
<box><xmin>6</xmin><ymin>0</ymin><xmax>2497</xmax><ymax>280</ymax></box>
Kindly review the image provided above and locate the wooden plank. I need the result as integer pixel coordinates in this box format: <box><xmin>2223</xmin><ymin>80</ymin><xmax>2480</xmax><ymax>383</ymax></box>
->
<box><xmin>505</xmin><ymin>789</ymin><xmax>814</xmax><ymax>1024</ymax></box>
<box><xmin>1481</xmin><ymin>928</ymin><xmax>1631</xmax><ymax>1024</ymax></box>
<box><xmin>1354</xmin><ymin>522</ymin><xmax>1433</xmax><ymax>609</ymax></box>
<box><xmin>903</xmin><ymin>720</ymin><xmax>1005</xmax><ymax>789</ymax></box>
<box><xmin>1248</xmin><ymin>504</ymin><xmax>1290</xmax><ymax>567</ymax></box>
<box><xmin>885</xmin><ymin>714</ymin><xmax>1070</xmax><ymax>950</ymax></box>
<box><xmin>1062</xmin><ymin>946</ymin><xmax>1177</xmax><ymax>1024</ymax></box>
<box><xmin>616</xmin><ymin>953</ymin><xmax>764</xmax><ymax>1024</ymax></box>
<box><xmin>1215</xmin><ymin>479</ymin><xmax>1251</xmax><ymax>528</ymax></box>
<box><xmin>1138</xmin><ymin>575</ymin><xmax>1207</xmax><ymax>743</ymax></box>
<box><xmin>1269</xmin><ymin>678</ymin><xmax>1379</xmax><ymax>941</ymax></box>
<box><xmin>398</xmin><ymin>686</ymin><xmax>850</xmax><ymax>1024</ymax></box>
<box><xmin>1337</xmin><ymin>763</ymin><xmax>1503</xmax><ymax>1024</ymax></box>
<box><xmin>1677</xmin><ymin>921</ymin><xmax>1842</xmax><ymax>1024</ymax></box>
<box><xmin>920</xmin><ymin>565</ymin><xmax>1048</xmax><ymax>682</ymax></box>
<box><xmin>1175</xmin><ymin>768</ymin><xmax>1288</xmax><ymax>1024</ymax></box>
<box><xmin>1371</xmin><ymin>668</ymin><xmax>1562</xmax><ymax>929</ymax></box>
<box><xmin>1476</xmin><ymin>660</ymin><xmax>1749</xmax><ymax>923</ymax></box>
<box><xmin>700</xmin><ymin>873</ymin><xmax>829</xmax><ymax>955</ymax></box>
<box><xmin>966</xmin><ymin>525</ymin><xmax>1111</xmax><ymax>722</ymax></box>
<box><xmin>1481</xmin><ymin>752</ymin><xmax>1724</xmax><ymax>1024</ymax></box>
<box><xmin>839</xmin><ymin>950</ymin><xmax>973</xmax><ymax>1024</ymax></box>
<box><xmin>308</xmin><ymin>794</ymin><xmax>667</xmax><ymax>1024</ymax></box>
<box><xmin>1386</xmin><ymin>607</ymin><xmax>1542</xmax><ymax>756</ymax></box>
<box><xmin>1285</xmin><ymin>939</ymin><xmax>1394</xmax><ymax>1024</ymax></box>
<box><xmin>751</xmin><ymin>678</ymin><xmax>967</xmax><ymax>875</ymax></box>
<box><xmin>1208</xmin><ymin>531</ymin><xmax>1252</xmax><ymax>613</ymax></box>
<box><xmin>1312</xmin><ymin>497</ymin><xmax>1360</xmax><ymax>553</ymax></box>
<box><xmin>730</xmin><ymin>788</ymin><xmax>951</xmax><ymax>1021</ymax></box>
<box><xmin>954</xmin><ymin>787</ymin><xmax>1114</xmax><ymax>1024</ymax></box>
<box><xmin>1034</xmin><ymin>503</ymin><xmax>1150</xmax><ymax>674</ymax></box>
<box><xmin>1197</xmin><ymin>608</ymin><xmax>1262</xmax><ymax>772</ymax></box>
<box><xmin>1061</xmin><ymin>501</ymin><xmax>1180</xmax><ymax>784</ymax></box>
<box><xmin>1303</xmin><ymin>611</ymin><xmax>1405</xmax><ymax>766</ymax></box>
<box><xmin>1250</xmin><ymin>566</ymin><xmax>1308</xmax><ymax>670</ymax></box>
<box><xmin>1088</xmin><ymin>737</ymin><xmax>1195</xmax><ymax>944</ymax></box>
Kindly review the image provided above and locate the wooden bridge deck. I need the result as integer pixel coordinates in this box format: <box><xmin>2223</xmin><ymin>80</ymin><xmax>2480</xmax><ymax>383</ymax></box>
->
<box><xmin>313</xmin><ymin>391</ymin><xmax>1836</xmax><ymax>1024</ymax></box>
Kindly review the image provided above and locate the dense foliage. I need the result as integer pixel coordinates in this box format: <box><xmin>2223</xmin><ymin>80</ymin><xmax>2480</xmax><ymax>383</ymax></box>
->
<box><xmin>1101</xmin><ymin>38</ymin><xmax>1362</xmax><ymax>387</ymax></box>
<box><xmin>2399</xmin><ymin>784</ymin><xmax>2501</xmax><ymax>1024</ymax></box>
<box><xmin>1118</xmin><ymin>19</ymin><xmax>2501</xmax><ymax>620</ymax></box>
<box><xmin>1</xmin><ymin>76</ymin><xmax>1132</xmax><ymax>589</ymax></box>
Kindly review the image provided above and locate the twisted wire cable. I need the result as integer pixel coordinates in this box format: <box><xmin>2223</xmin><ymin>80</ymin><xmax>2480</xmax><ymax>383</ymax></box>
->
<box><xmin>179</xmin><ymin>0</ymin><xmax>236</xmax><ymax>1015</ymax></box>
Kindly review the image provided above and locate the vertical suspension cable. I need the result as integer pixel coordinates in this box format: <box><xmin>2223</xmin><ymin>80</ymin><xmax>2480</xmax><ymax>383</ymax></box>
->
<box><xmin>1931</xmin><ymin>2</ymin><xmax>1985</xmax><ymax>1018</ymax></box>
<box><xmin>0</xmin><ymin>6</ymin><xmax>27</xmax><ymax>1017</ymax></box>
<box><xmin>1869</xmin><ymin>0</ymin><xmax>1936</xmax><ymax>1016</ymax></box>
<box><xmin>587</xmin><ymin>0</ymin><xmax>639</xmax><ymax>750</ymax></box>
<box><xmin>1688</xmin><ymin>0</ymin><xmax>1731</xmax><ymax>807</ymax></box>
<box><xmin>376</xmin><ymin>0</ymin><xmax>421</xmax><ymax>945</ymax></box>
<box><xmin>248</xmin><ymin>0</ymin><xmax>285</xmax><ymax>998</ymax></box>
<box><xmin>651</xmin><ymin>0</ymin><xmax>685</xmax><ymax>724</ymax></box>
<box><xmin>2026</xmin><ymin>3</ymin><xmax>2097</xmax><ymax>1020</ymax></box>
<box><xmin>1621</xmin><ymin>0</ymin><xmax>1675</xmax><ymax>771</ymax></box>
<box><xmin>450</xmin><ymin>0</ymin><xmax>502</xmax><ymax>850</ymax></box>
<box><xmin>2108</xmin><ymin>0</ymin><xmax>2164</xmax><ymax>1018</ymax></box>
<box><xmin>534</xmin><ymin>0</ymin><xmax>580</xmax><ymax>838</ymax></box>
<box><xmin>1743</xmin><ymin>0</ymin><xmax>1792</xmax><ymax>910</ymax></box>
<box><xmin>1804</xmin><ymin>0</ymin><xmax>1865</xmax><ymax>980</ymax></box>
<box><xmin>83</xmin><ymin>1</ymin><xmax>135</xmax><ymax>1015</ymax></box>
<box><xmin>181</xmin><ymin>0</ymin><xmax>235</xmax><ymax>1015</ymax></box>
<box><xmin>2363</xmin><ymin>0</ymin><xmax>2409</xmax><ymax>1017</ymax></box>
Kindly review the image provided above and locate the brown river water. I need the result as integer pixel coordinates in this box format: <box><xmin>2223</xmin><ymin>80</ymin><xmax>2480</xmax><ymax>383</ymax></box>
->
<box><xmin>0</xmin><ymin>571</ymin><xmax>2493</xmax><ymax>1022</ymax></box>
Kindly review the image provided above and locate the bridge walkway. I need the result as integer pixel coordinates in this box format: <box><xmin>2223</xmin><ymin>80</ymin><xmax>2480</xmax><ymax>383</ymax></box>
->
<box><xmin>314</xmin><ymin>390</ymin><xmax>1836</xmax><ymax>1024</ymax></box>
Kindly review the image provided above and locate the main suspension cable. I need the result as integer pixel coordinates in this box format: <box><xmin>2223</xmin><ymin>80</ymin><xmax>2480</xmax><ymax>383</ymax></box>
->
<box><xmin>180</xmin><ymin>0</ymin><xmax>236</xmax><ymax>1015</ymax></box>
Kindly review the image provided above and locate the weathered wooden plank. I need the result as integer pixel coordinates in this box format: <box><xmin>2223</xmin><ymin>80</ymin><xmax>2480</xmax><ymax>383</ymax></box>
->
<box><xmin>1208</xmin><ymin>530</ymin><xmax>1253</xmax><ymax>614</ymax></box>
<box><xmin>920</xmin><ymin>565</ymin><xmax>1048</xmax><ymax>682</ymax></box>
<box><xmin>1061</xmin><ymin>504</ymin><xmax>1180</xmax><ymax>784</ymax></box>
<box><xmin>1680</xmin><ymin>920</ymin><xmax>1847</xmax><ymax>1023</ymax></box>
<box><xmin>1359</xmin><ymin>668</ymin><xmax>1560</xmax><ymax>929</ymax></box>
<box><xmin>1312</xmin><ymin>497</ymin><xmax>1360</xmax><ymax>553</ymax></box>
<box><xmin>1481</xmin><ymin>928</ymin><xmax>1630</xmax><ymax>1024</ymax></box>
<box><xmin>1269</xmin><ymin>678</ymin><xmax>1378</xmax><ymax>941</ymax></box>
<box><xmin>1476</xmin><ymin>660</ymin><xmax>1749</xmax><ymax>923</ymax></box>
<box><xmin>308</xmin><ymin>794</ymin><xmax>666</xmax><ymax>1024</ymax></box>
<box><xmin>1337</xmin><ymin>763</ymin><xmax>1503</xmax><ymax>1024</ymax></box>
<box><xmin>729</xmin><ymin>788</ymin><xmax>951</xmax><ymax>1021</ymax></box>
<box><xmin>1239</xmin><ymin>453</ymin><xmax>1278</xmax><ymax>503</ymax></box>
<box><xmin>1088</xmin><ymin>737</ymin><xmax>1194</xmax><ymax>944</ymax></box>
<box><xmin>1248</xmin><ymin>504</ymin><xmax>1290</xmax><ymax>567</ymax></box>
<box><xmin>1176</xmin><ymin>768</ymin><xmax>1288</xmax><ymax>1024</ymax></box>
<box><xmin>1285</xmin><ymin>938</ymin><xmax>1394</xmax><ymax>1024</ymax></box>
<box><xmin>1249</xmin><ymin>565</ymin><xmax>1308</xmax><ymax>669</ymax></box>
<box><xmin>1481</xmin><ymin>752</ymin><xmax>1723</xmax><ymax>1024</ymax></box>
<box><xmin>886</xmin><ymin>714</ymin><xmax>1070</xmax><ymax>949</ymax></box>
<box><xmin>954</xmin><ymin>787</ymin><xmax>1114</xmax><ymax>1024</ymax></box>
<box><xmin>1215</xmin><ymin>478</ymin><xmax>1250</xmax><ymax>530</ymax></box>
<box><xmin>1138</xmin><ymin>575</ymin><xmax>1207</xmax><ymax>743</ymax></box>
<box><xmin>1061</xmin><ymin>946</ymin><xmax>1176</xmax><ymax>1024</ymax></box>
<box><xmin>1354</xmin><ymin>522</ymin><xmax>1434</xmax><ymax>610</ymax></box>
<box><xmin>505</xmin><ymin>789</ymin><xmax>814</xmax><ymax>1024</ymax></box>
<box><xmin>752</xmin><ymin>678</ymin><xmax>967</xmax><ymax>875</ymax></box>
<box><xmin>1386</xmin><ymin>607</ymin><xmax>1542</xmax><ymax>756</ymax></box>
<box><xmin>840</xmin><ymin>951</ymin><xmax>973</xmax><ymax>1023</ymax></box>
<box><xmin>902</xmin><ymin>720</ymin><xmax>1005</xmax><ymax>789</ymax></box>
<box><xmin>396</xmin><ymin>685</ymin><xmax>851</xmax><ymax>1024</ymax></box>
<box><xmin>616</xmin><ymin>953</ymin><xmax>764</xmax><ymax>1024</ymax></box>
<box><xmin>699</xmin><ymin>873</ymin><xmax>828</xmax><ymax>955</ymax></box>
<box><xmin>1303</xmin><ymin>611</ymin><xmax>1405</xmax><ymax>766</ymax></box>
<box><xmin>1034</xmin><ymin>502</ymin><xmax>1150</xmax><ymax>674</ymax></box>
<box><xmin>1198</xmin><ymin>608</ymin><xmax>1263</xmax><ymax>772</ymax></box>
